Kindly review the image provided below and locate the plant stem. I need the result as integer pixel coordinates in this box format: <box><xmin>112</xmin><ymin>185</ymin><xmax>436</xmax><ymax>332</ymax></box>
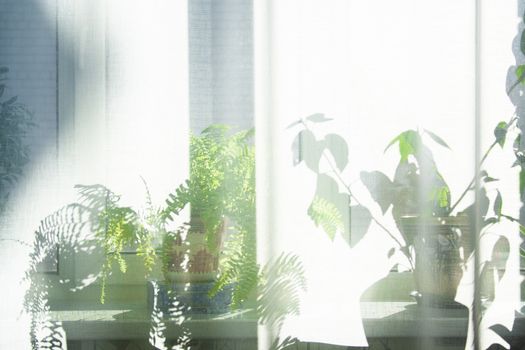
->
<box><xmin>301</xmin><ymin>121</ymin><xmax>415</xmax><ymax>270</ymax></box>
<box><xmin>449</xmin><ymin>141</ymin><xmax>496</xmax><ymax>214</ymax></box>
<box><xmin>449</xmin><ymin>115</ymin><xmax>517</xmax><ymax>214</ymax></box>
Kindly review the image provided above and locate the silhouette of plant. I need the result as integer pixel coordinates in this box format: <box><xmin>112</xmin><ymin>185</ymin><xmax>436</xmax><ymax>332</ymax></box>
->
<box><xmin>23</xmin><ymin>204</ymin><xmax>90</xmax><ymax>349</ymax></box>
<box><xmin>75</xmin><ymin>183</ymin><xmax>157</xmax><ymax>303</ymax></box>
<box><xmin>0</xmin><ymin>66</ymin><xmax>34</xmax><ymax>214</ymax></box>
<box><xmin>290</xmin><ymin>112</ymin><xmax>522</xmax><ymax>272</ymax></box>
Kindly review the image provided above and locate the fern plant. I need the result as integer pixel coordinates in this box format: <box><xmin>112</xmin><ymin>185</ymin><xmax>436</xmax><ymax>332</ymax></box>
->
<box><xmin>75</xmin><ymin>184</ymin><xmax>157</xmax><ymax>303</ymax></box>
<box><xmin>34</xmin><ymin>124</ymin><xmax>257</xmax><ymax>307</ymax></box>
<box><xmin>163</xmin><ymin>125</ymin><xmax>257</xmax><ymax>306</ymax></box>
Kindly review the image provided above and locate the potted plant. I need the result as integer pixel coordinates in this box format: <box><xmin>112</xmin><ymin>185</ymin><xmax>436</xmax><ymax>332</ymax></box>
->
<box><xmin>156</xmin><ymin>124</ymin><xmax>256</xmax><ymax>311</ymax></box>
<box><xmin>289</xmin><ymin>113</ymin><xmax>518</xmax><ymax>307</ymax></box>
<box><xmin>67</xmin><ymin>125</ymin><xmax>256</xmax><ymax>312</ymax></box>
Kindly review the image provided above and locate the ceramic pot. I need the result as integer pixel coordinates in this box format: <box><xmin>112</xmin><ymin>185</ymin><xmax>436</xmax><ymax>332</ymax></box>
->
<box><xmin>162</xmin><ymin>215</ymin><xmax>225</xmax><ymax>283</ymax></box>
<box><xmin>400</xmin><ymin>215</ymin><xmax>471</xmax><ymax>308</ymax></box>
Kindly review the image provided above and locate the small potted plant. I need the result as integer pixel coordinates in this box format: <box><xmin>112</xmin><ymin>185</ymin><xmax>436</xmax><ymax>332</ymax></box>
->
<box><xmin>290</xmin><ymin>114</ymin><xmax>518</xmax><ymax>307</ymax></box>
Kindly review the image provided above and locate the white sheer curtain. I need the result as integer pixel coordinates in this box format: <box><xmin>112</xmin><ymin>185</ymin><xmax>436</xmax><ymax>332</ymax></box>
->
<box><xmin>0</xmin><ymin>1</ymin><xmax>190</xmax><ymax>348</ymax></box>
<box><xmin>255</xmin><ymin>0</ymin><xmax>522</xmax><ymax>349</ymax></box>
<box><xmin>1</xmin><ymin>1</ymin><xmax>524</xmax><ymax>349</ymax></box>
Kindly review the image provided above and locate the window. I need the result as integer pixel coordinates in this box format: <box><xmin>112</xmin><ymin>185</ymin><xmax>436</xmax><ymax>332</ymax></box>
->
<box><xmin>1</xmin><ymin>1</ymin><xmax>524</xmax><ymax>349</ymax></box>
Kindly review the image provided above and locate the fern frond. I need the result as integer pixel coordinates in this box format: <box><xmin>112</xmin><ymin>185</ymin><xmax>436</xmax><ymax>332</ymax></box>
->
<box><xmin>258</xmin><ymin>253</ymin><xmax>307</xmax><ymax>330</ymax></box>
<box><xmin>308</xmin><ymin>195</ymin><xmax>344</xmax><ymax>240</ymax></box>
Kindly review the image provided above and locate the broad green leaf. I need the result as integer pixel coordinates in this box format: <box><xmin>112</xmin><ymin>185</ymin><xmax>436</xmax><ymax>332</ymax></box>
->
<box><xmin>295</xmin><ymin>129</ymin><xmax>323</xmax><ymax>172</ymax></box>
<box><xmin>517</xmin><ymin>65</ymin><xmax>525</xmax><ymax>84</ymax></box>
<box><xmin>521</xmin><ymin>30</ymin><xmax>525</xmax><ymax>56</ymax></box>
<box><xmin>479</xmin><ymin>170</ymin><xmax>498</xmax><ymax>183</ymax></box>
<box><xmin>306</xmin><ymin>113</ymin><xmax>333</xmax><ymax>123</ymax></box>
<box><xmin>398</xmin><ymin>139</ymin><xmax>413</xmax><ymax>161</ymax></box>
<box><xmin>384</xmin><ymin>130</ymin><xmax>419</xmax><ymax>162</ymax></box>
<box><xmin>492</xmin><ymin>237</ymin><xmax>510</xmax><ymax>281</ymax></box>
<box><xmin>437</xmin><ymin>186</ymin><xmax>450</xmax><ymax>208</ymax></box>
<box><xmin>316</xmin><ymin>173</ymin><xmax>342</xmax><ymax>199</ymax></box>
<box><xmin>360</xmin><ymin>171</ymin><xmax>394</xmax><ymax>214</ymax></box>
<box><xmin>349</xmin><ymin>204</ymin><xmax>372</xmax><ymax>247</ymax></box>
<box><xmin>423</xmin><ymin>129</ymin><xmax>451</xmax><ymax>149</ymax></box>
<box><xmin>521</xmin><ymin>170</ymin><xmax>525</xmax><ymax>197</ymax></box>
<box><xmin>484</xmin><ymin>176</ymin><xmax>499</xmax><ymax>183</ymax></box>
<box><xmin>502</xmin><ymin>214</ymin><xmax>519</xmax><ymax>223</ymax></box>
<box><xmin>494</xmin><ymin>121</ymin><xmax>508</xmax><ymax>148</ymax></box>
<box><xmin>324</xmin><ymin>133</ymin><xmax>349</xmax><ymax>172</ymax></box>
<box><xmin>398</xmin><ymin>131</ymin><xmax>419</xmax><ymax>161</ymax></box>
<box><xmin>494</xmin><ymin>190</ymin><xmax>502</xmax><ymax>218</ymax></box>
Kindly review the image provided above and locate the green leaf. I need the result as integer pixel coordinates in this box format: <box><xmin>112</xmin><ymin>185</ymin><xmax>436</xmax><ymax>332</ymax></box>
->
<box><xmin>398</xmin><ymin>131</ymin><xmax>418</xmax><ymax>161</ymax></box>
<box><xmin>295</xmin><ymin>129</ymin><xmax>323</xmax><ymax>172</ymax></box>
<box><xmin>349</xmin><ymin>204</ymin><xmax>372</xmax><ymax>247</ymax></box>
<box><xmin>306</xmin><ymin>113</ymin><xmax>333</xmax><ymax>123</ymax></box>
<box><xmin>307</xmin><ymin>195</ymin><xmax>343</xmax><ymax>240</ymax></box>
<box><xmin>324</xmin><ymin>134</ymin><xmax>349</xmax><ymax>172</ymax></box>
<box><xmin>423</xmin><ymin>129</ymin><xmax>450</xmax><ymax>149</ymax></box>
<box><xmin>521</xmin><ymin>30</ymin><xmax>525</xmax><ymax>56</ymax></box>
<box><xmin>494</xmin><ymin>121</ymin><xmax>508</xmax><ymax>148</ymax></box>
<box><xmin>437</xmin><ymin>186</ymin><xmax>450</xmax><ymax>208</ymax></box>
<box><xmin>384</xmin><ymin>130</ymin><xmax>419</xmax><ymax>162</ymax></box>
<box><xmin>484</xmin><ymin>217</ymin><xmax>498</xmax><ymax>226</ymax></box>
<box><xmin>517</xmin><ymin>65</ymin><xmax>525</xmax><ymax>85</ymax></box>
<box><xmin>360</xmin><ymin>171</ymin><xmax>394</xmax><ymax>214</ymax></box>
<box><xmin>494</xmin><ymin>190</ymin><xmax>502</xmax><ymax>218</ymax></box>
<box><xmin>480</xmin><ymin>170</ymin><xmax>499</xmax><ymax>183</ymax></box>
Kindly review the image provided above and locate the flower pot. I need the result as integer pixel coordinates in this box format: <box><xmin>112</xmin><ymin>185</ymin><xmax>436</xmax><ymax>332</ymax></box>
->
<box><xmin>400</xmin><ymin>215</ymin><xmax>471</xmax><ymax>308</ymax></box>
<box><xmin>147</xmin><ymin>280</ymin><xmax>234</xmax><ymax>314</ymax></box>
<box><xmin>162</xmin><ymin>216</ymin><xmax>225</xmax><ymax>283</ymax></box>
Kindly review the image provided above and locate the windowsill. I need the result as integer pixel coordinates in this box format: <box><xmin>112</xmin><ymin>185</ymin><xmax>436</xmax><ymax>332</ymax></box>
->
<box><xmin>48</xmin><ymin>301</ymin><xmax>525</xmax><ymax>340</ymax></box>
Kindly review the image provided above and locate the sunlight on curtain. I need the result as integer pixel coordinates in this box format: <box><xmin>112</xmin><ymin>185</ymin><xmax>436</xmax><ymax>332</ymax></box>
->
<box><xmin>256</xmin><ymin>0</ymin><xmax>522</xmax><ymax>349</ymax></box>
<box><xmin>2</xmin><ymin>0</ymin><xmax>524</xmax><ymax>349</ymax></box>
<box><xmin>0</xmin><ymin>1</ymin><xmax>189</xmax><ymax>348</ymax></box>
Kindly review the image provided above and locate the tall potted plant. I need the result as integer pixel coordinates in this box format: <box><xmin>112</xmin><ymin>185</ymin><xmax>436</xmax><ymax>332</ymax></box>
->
<box><xmin>159</xmin><ymin>124</ymin><xmax>257</xmax><ymax>310</ymax></box>
<box><xmin>290</xmin><ymin>114</ymin><xmax>518</xmax><ymax>307</ymax></box>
